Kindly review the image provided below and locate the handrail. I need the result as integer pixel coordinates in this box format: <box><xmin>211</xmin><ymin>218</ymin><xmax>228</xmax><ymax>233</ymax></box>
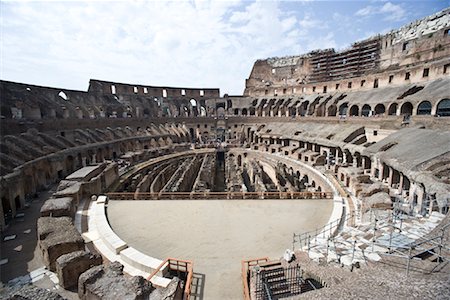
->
<box><xmin>241</xmin><ymin>257</ymin><xmax>269</xmax><ymax>300</ymax></box>
<box><xmin>147</xmin><ymin>257</ymin><xmax>193</xmax><ymax>300</ymax></box>
<box><xmin>292</xmin><ymin>212</ymin><xmax>356</xmax><ymax>251</ymax></box>
<box><xmin>106</xmin><ymin>191</ymin><xmax>333</xmax><ymax>200</ymax></box>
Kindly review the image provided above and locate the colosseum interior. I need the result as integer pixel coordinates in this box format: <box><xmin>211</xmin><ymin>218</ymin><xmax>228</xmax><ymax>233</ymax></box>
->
<box><xmin>1</xmin><ymin>7</ymin><xmax>450</xmax><ymax>300</ymax></box>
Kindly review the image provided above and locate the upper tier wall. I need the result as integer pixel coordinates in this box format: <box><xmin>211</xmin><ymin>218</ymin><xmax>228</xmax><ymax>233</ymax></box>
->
<box><xmin>244</xmin><ymin>8</ymin><xmax>450</xmax><ymax>96</ymax></box>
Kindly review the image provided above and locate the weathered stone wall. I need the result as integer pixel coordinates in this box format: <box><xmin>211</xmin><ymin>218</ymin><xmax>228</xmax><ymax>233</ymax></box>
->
<box><xmin>37</xmin><ymin>217</ymin><xmax>85</xmax><ymax>271</ymax></box>
<box><xmin>40</xmin><ymin>197</ymin><xmax>75</xmax><ymax>219</ymax></box>
<box><xmin>244</xmin><ymin>8</ymin><xmax>450</xmax><ymax>97</ymax></box>
<box><xmin>56</xmin><ymin>250</ymin><xmax>102</xmax><ymax>290</ymax></box>
<box><xmin>78</xmin><ymin>261</ymin><xmax>153</xmax><ymax>300</ymax></box>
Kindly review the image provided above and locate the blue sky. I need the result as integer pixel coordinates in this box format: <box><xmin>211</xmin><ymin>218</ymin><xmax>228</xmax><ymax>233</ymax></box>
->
<box><xmin>1</xmin><ymin>0</ymin><xmax>448</xmax><ymax>95</ymax></box>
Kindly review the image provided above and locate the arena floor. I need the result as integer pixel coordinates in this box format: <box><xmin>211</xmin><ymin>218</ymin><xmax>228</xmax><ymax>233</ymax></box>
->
<box><xmin>107</xmin><ymin>199</ymin><xmax>333</xmax><ymax>299</ymax></box>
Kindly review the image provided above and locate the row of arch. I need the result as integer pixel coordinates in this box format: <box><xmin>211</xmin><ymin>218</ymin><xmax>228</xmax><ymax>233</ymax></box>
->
<box><xmin>233</xmin><ymin>99</ymin><xmax>450</xmax><ymax>118</ymax></box>
<box><xmin>336</xmin><ymin>99</ymin><xmax>449</xmax><ymax>117</ymax></box>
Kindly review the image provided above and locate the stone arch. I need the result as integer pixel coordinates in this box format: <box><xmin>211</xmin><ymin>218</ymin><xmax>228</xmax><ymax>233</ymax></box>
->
<box><xmin>2</xmin><ymin>196</ymin><xmax>12</xmax><ymax>221</ymax></box>
<box><xmin>302</xmin><ymin>174</ymin><xmax>309</xmax><ymax>183</ymax></box>
<box><xmin>327</xmin><ymin>104</ymin><xmax>337</xmax><ymax>116</ymax></box>
<box><xmin>181</xmin><ymin>106</ymin><xmax>189</xmax><ymax>117</ymax></box>
<box><xmin>349</xmin><ymin>105</ymin><xmax>359</xmax><ymax>116</ymax></box>
<box><xmin>299</xmin><ymin>101</ymin><xmax>309</xmax><ymax>116</ymax></box>
<box><xmin>200</xmin><ymin>106</ymin><xmax>207</xmax><ymax>117</ymax></box>
<box><xmin>416</xmin><ymin>100</ymin><xmax>432</xmax><ymax>115</ymax></box>
<box><xmin>361</xmin><ymin>104</ymin><xmax>371</xmax><ymax>117</ymax></box>
<box><xmin>242</xmin><ymin>108</ymin><xmax>248</xmax><ymax>116</ymax></box>
<box><xmin>14</xmin><ymin>196</ymin><xmax>21</xmax><ymax>210</ymax></box>
<box><xmin>249</xmin><ymin>107</ymin><xmax>256</xmax><ymax>116</ymax></box>
<box><xmin>374</xmin><ymin>103</ymin><xmax>385</xmax><ymax>115</ymax></box>
<box><xmin>339</xmin><ymin>103</ymin><xmax>348</xmax><ymax>116</ymax></box>
<box><xmin>436</xmin><ymin>99</ymin><xmax>450</xmax><ymax>116</ymax></box>
<box><xmin>400</xmin><ymin>102</ymin><xmax>413</xmax><ymax>115</ymax></box>
<box><xmin>388</xmin><ymin>103</ymin><xmax>398</xmax><ymax>115</ymax></box>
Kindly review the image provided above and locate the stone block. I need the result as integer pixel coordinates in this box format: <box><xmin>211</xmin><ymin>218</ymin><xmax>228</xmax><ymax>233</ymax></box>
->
<box><xmin>78</xmin><ymin>261</ymin><xmax>153</xmax><ymax>300</ymax></box>
<box><xmin>40</xmin><ymin>197</ymin><xmax>75</xmax><ymax>219</ymax></box>
<box><xmin>56</xmin><ymin>250</ymin><xmax>102</xmax><ymax>290</ymax></box>
<box><xmin>37</xmin><ymin>217</ymin><xmax>85</xmax><ymax>271</ymax></box>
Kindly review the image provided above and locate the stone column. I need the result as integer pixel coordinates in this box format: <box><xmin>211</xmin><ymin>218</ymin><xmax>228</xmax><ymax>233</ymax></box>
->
<box><xmin>398</xmin><ymin>174</ymin><xmax>404</xmax><ymax>193</ymax></box>
<box><xmin>388</xmin><ymin>167</ymin><xmax>394</xmax><ymax>187</ymax></box>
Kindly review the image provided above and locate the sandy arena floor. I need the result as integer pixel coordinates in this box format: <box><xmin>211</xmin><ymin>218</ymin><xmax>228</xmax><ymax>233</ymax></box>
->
<box><xmin>107</xmin><ymin>199</ymin><xmax>333</xmax><ymax>299</ymax></box>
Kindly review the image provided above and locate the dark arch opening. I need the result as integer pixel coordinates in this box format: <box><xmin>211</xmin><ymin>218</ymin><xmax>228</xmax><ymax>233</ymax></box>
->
<box><xmin>417</xmin><ymin>101</ymin><xmax>432</xmax><ymax>115</ymax></box>
<box><xmin>328</xmin><ymin>104</ymin><xmax>337</xmax><ymax>116</ymax></box>
<box><xmin>349</xmin><ymin>105</ymin><xmax>359</xmax><ymax>116</ymax></box>
<box><xmin>436</xmin><ymin>99</ymin><xmax>450</xmax><ymax>116</ymax></box>
<box><xmin>388</xmin><ymin>103</ymin><xmax>398</xmax><ymax>115</ymax></box>
<box><xmin>400</xmin><ymin>102</ymin><xmax>413</xmax><ymax>115</ymax></box>
<box><xmin>14</xmin><ymin>196</ymin><xmax>21</xmax><ymax>210</ymax></box>
<box><xmin>374</xmin><ymin>104</ymin><xmax>385</xmax><ymax>115</ymax></box>
<box><xmin>339</xmin><ymin>103</ymin><xmax>348</xmax><ymax>116</ymax></box>
<box><xmin>361</xmin><ymin>104</ymin><xmax>371</xmax><ymax>117</ymax></box>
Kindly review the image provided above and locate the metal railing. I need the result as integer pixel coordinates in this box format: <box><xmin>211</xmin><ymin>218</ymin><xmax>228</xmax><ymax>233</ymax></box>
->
<box><xmin>147</xmin><ymin>258</ymin><xmax>194</xmax><ymax>300</ymax></box>
<box><xmin>241</xmin><ymin>257</ymin><xmax>270</xmax><ymax>300</ymax></box>
<box><xmin>254</xmin><ymin>265</ymin><xmax>304</xmax><ymax>300</ymax></box>
<box><xmin>379</xmin><ymin>222</ymin><xmax>450</xmax><ymax>276</ymax></box>
<box><xmin>107</xmin><ymin>191</ymin><xmax>333</xmax><ymax>200</ymax></box>
<box><xmin>292</xmin><ymin>212</ymin><xmax>356</xmax><ymax>251</ymax></box>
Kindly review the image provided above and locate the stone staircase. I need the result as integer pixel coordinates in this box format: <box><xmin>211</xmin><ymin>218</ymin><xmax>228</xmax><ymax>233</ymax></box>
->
<box><xmin>302</xmin><ymin>211</ymin><xmax>447</xmax><ymax>269</ymax></box>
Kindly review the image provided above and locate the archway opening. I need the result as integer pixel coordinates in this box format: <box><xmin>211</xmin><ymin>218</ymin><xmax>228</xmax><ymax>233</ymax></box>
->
<box><xmin>400</xmin><ymin>102</ymin><xmax>413</xmax><ymax>115</ymax></box>
<box><xmin>361</xmin><ymin>104</ymin><xmax>371</xmax><ymax>117</ymax></box>
<box><xmin>349</xmin><ymin>105</ymin><xmax>359</xmax><ymax>116</ymax></box>
<box><xmin>388</xmin><ymin>103</ymin><xmax>398</xmax><ymax>115</ymax></box>
<box><xmin>436</xmin><ymin>99</ymin><xmax>450</xmax><ymax>116</ymax></box>
<box><xmin>374</xmin><ymin>104</ymin><xmax>385</xmax><ymax>115</ymax></box>
<box><xmin>417</xmin><ymin>101</ymin><xmax>432</xmax><ymax>115</ymax></box>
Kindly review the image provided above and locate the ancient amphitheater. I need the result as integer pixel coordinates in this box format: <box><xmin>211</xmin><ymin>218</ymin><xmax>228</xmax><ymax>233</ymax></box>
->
<box><xmin>1</xmin><ymin>8</ymin><xmax>450</xmax><ymax>300</ymax></box>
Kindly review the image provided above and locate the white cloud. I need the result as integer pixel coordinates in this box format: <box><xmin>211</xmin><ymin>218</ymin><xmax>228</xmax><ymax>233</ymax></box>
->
<box><xmin>380</xmin><ymin>2</ymin><xmax>406</xmax><ymax>21</ymax></box>
<box><xmin>0</xmin><ymin>0</ymin><xmax>339</xmax><ymax>95</ymax></box>
<box><xmin>355</xmin><ymin>6</ymin><xmax>375</xmax><ymax>17</ymax></box>
<box><xmin>354</xmin><ymin>1</ymin><xmax>406</xmax><ymax>21</ymax></box>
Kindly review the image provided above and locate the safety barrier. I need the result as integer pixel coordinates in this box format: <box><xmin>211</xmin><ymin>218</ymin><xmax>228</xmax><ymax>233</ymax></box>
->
<box><xmin>241</xmin><ymin>257</ymin><xmax>270</xmax><ymax>300</ymax></box>
<box><xmin>148</xmin><ymin>258</ymin><xmax>194</xmax><ymax>300</ymax></box>
<box><xmin>106</xmin><ymin>191</ymin><xmax>333</xmax><ymax>200</ymax></box>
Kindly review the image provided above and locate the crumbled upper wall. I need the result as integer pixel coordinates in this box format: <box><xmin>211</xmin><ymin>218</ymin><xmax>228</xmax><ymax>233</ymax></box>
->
<box><xmin>391</xmin><ymin>8</ymin><xmax>450</xmax><ymax>44</ymax></box>
<box><xmin>266</xmin><ymin>55</ymin><xmax>304</xmax><ymax>68</ymax></box>
<box><xmin>245</xmin><ymin>8</ymin><xmax>450</xmax><ymax>96</ymax></box>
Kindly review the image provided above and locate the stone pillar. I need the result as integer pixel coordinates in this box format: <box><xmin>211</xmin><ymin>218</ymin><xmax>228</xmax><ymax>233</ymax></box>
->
<box><xmin>398</xmin><ymin>174</ymin><xmax>404</xmax><ymax>193</ymax></box>
<box><xmin>388</xmin><ymin>167</ymin><xmax>394</xmax><ymax>187</ymax></box>
<box><xmin>431</xmin><ymin>104</ymin><xmax>437</xmax><ymax>116</ymax></box>
<box><xmin>370</xmin><ymin>158</ymin><xmax>377</xmax><ymax>178</ymax></box>
<box><xmin>82</xmin><ymin>157</ymin><xmax>87</xmax><ymax>167</ymax></box>
<box><xmin>378</xmin><ymin>163</ymin><xmax>384</xmax><ymax>181</ymax></box>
